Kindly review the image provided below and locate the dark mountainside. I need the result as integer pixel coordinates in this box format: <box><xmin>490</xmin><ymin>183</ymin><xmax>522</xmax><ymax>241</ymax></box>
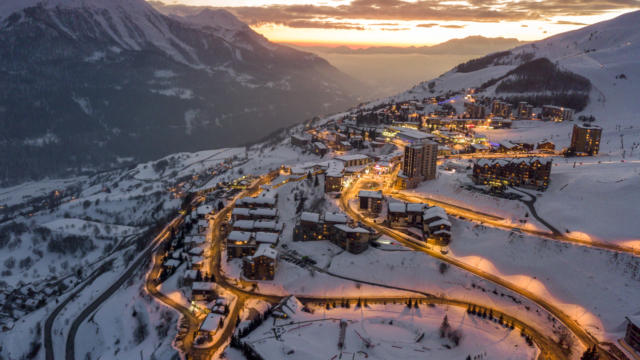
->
<box><xmin>0</xmin><ymin>0</ymin><xmax>364</xmax><ymax>185</ymax></box>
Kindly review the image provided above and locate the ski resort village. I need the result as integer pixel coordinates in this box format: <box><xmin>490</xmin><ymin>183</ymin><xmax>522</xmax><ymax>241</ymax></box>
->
<box><xmin>1</xmin><ymin>5</ymin><xmax>640</xmax><ymax>360</ymax></box>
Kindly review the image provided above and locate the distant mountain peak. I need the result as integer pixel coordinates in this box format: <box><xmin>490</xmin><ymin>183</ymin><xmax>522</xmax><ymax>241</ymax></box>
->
<box><xmin>184</xmin><ymin>8</ymin><xmax>247</xmax><ymax>31</ymax></box>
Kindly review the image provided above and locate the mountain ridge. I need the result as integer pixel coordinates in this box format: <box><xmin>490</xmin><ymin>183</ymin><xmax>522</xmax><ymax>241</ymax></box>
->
<box><xmin>0</xmin><ymin>0</ymin><xmax>364</xmax><ymax>185</ymax></box>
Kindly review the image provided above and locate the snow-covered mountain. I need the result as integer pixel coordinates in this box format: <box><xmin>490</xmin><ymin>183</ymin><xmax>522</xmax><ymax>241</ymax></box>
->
<box><xmin>394</xmin><ymin>10</ymin><xmax>639</xmax><ymax>124</ymax></box>
<box><xmin>0</xmin><ymin>0</ymin><xmax>363</xmax><ymax>185</ymax></box>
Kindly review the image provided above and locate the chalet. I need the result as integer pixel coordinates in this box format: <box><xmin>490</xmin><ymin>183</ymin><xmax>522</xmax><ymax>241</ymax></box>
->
<box><xmin>163</xmin><ymin>259</ymin><xmax>181</xmax><ymax>274</ymax></box>
<box><xmin>358</xmin><ymin>190</ymin><xmax>383</xmax><ymax>214</ymax></box>
<box><xmin>198</xmin><ymin>313</ymin><xmax>224</xmax><ymax>340</ymax></box>
<box><xmin>337</xmin><ymin>141</ymin><xmax>353</xmax><ymax>151</ymax></box>
<box><xmin>190</xmin><ymin>256</ymin><xmax>205</xmax><ymax>270</ymax></box>
<box><xmin>625</xmin><ymin>315</ymin><xmax>640</xmax><ymax>353</ymax></box>
<box><xmin>243</xmin><ymin>244</ymin><xmax>278</xmax><ymax>280</ymax></box>
<box><xmin>422</xmin><ymin>207</ymin><xmax>451</xmax><ymax>243</ymax></box>
<box><xmin>192</xmin><ymin>282</ymin><xmax>216</xmax><ymax>301</ymax></box>
<box><xmin>387</xmin><ymin>202</ymin><xmax>407</xmax><ymax>226</ymax></box>
<box><xmin>197</xmin><ymin>219</ymin><xmax>208</xmax><ymax>233</ymax></box>
<box><xmin>332</xmin><ymin>224</ymin><xmax>371</xmax><ymax>254</ymax></box>
<box><xmin>406</xmin><ymin>203</ymin><xmax>428</xmax><ymax>225</ymax></box>
<box><xmin>322</xmin><ymin>211</ymin><xmax>348</xmax><ymax>237</ymax></box>
<box><xmin>313</xmin><ymin>142</ymin><xmax>329</xmax><ymax>156</ymax></box>
<box><xmin>324</xmin><ymin>171</ymin><xmax>343</xmax><ymax>193</ymax></box>
<box><xmin>335</xmin><ymin>154</ymin><xmax>371</xmax><ymax>168</ymax></box>
<box><xmin>291</xmin><ymin>134</ymin><xmax>311</xmax><ymax>147</ymax></box>
<box><xmin>536</xmin><ymin>141</ymin><xmax>555</xmax><ymax>152</ymax></box>
<box><xmin>293</xmin><ymin>212</ymin><xmax>322</xmax><ymax>241</ymax></box>
<box><xmin>226</xmin><ymin>231</ymin><xmax>256</xmax><ymax>259</ymax></box>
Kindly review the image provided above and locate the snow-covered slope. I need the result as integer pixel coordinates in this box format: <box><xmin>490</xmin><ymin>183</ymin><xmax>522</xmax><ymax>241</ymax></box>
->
<box><xmin>397</xmin><ymin>10</ymin><xmax>640</xmax><ymax>125</ymax></box>
<box><xmin>0</xmin><ymin>0</ymin><xmax>363</xmax><ymax>185</ymax></box>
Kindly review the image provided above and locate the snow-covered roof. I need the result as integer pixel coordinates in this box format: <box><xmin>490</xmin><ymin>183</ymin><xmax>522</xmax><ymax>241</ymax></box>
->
<box><xmin>232</xmin><ymin>207</ymin><xmax>251</xmax><ymax>216</ymax></box>
<box><xmin>427</xmin><ymin>218</ymin><xmax>452</xmax><ymax>228</ymax></box>
<box><xmin>186</xmin><ymin>236</ymin><xmax>206</xmax><ymax>244</ymax></box>
<box><xmin>313</xmin><ymin>142</ymin><xmax>328</xmax><ymax>150</ymax></box>
<box><xmin>232</xmin><ymin>220</ymin><xmax>255</xmax><ymax>230</ymax></box>
<box><xmin>251</xmin><ymin>243</ymin><xmax>278</xmax><ymax>259</ymax></box>
<box><xmin>324</xmin><ymin>212</ymin><xmax>348</xmax><ymax>224</ymax></box>
<box><xmin>196</xmin><ymin>205</ymin><xmax>214</xmax><ymax>215</ymax></box>
<box><xmin>255</xmin><ymin>232</ymin><xmax>279</xmax><ymax>244</ymax></box>
<box><xmin>407</xmin><ymin>203</ymin><xmax>427</xmax><ymax>213</ymax></box>
<box><xmin>250</xmin><ymin>208</ymin><xmax>278</xmax><ymax>217</ymax></box>
<box><xmin>164</xmin><ymin>259</ymin><xmax>181</xmax><ymax>268</ymax></box>
<box><xmin>228</xmin><ymin>231</ymin><xmax>252</xmax><ymax>243</ymax></box>
<box><xmin>300</xmin><ymin>212</ymin><xmax>321</xmax><ymax>223</ymax></box>
<box><xmin>291</xmin><ymin>134</ymin><xmax>311</xmax><ymax>141</ymax></box>
<box><xmin>358</xmin><ymin>190</ymin><xmax>382</xmax><ymax>199</ymax></box>
<box><xmin>423</xmin><ymin>206</ymin><xmax>447</xmax><ymax>220</ymax></box>
<box><xmin>254</xmin><ymin>220</ymin><xmax>283</xmax><ymax>231</ymax></box>
<box><xmin>272</xmin><ymin>296</ymin><xmax>303</xmax><ymax>317</ymax></box>
<box><xmin>191</xmin><ymin>256</ymin><xmax>205</xmax><ymax>265</ymax></box>
<box><xmin>334</xmin><ymin>224</ymin><xmax>370</xmax><ymax>234</ymax></box>
<box><xmin>576</xmin><ymin>123</ymin><xmax>602</xmax><ymax>130</ymax></box>
<box><xmin>388</xmin><ymin>202</ymin><xmax>407</xmax><ymax>213</ymax></box>
<box><xmin>432</xmin><ymin>229</ymin><xmax>451</xmax><ymax>236</ymax></box>
<box><xmin>192</xmin><ymin>282</ymin><xmax>216</xmax><ymax>291</ymax></box>
<box><xmin>200</xmin><ymin>313</ymin><xmax>224</xmax><ymax>332</ymax></box>
<box><xmin>189</xmin><ymin>247</ymin><xmax>204</xmax><ymax>256</ymax></box>
<box><xmin>335</xmin><ymin>154</ymin><xmax>369</xmax><ymax>162</ymax></box>
<box><xmin>236</xmin><ymin>196</ymin><xmax>277</xmax><ymax>207</ymax></box>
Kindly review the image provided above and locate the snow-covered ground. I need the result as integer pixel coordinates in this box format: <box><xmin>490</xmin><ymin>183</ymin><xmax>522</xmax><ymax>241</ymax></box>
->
<box><xmin>449</xmin><ymin>218</ymin><xmax>640</xmax><ymax>342</ymax></box>
<box><xmin>403</xmin><ymin>156</ymin><xmax>640</xmax><ymax>245</ymax></box>
<box><xmin>243</xmin><ymin>301</ymin><xmax>537</xmax><ymax>360</ymax></box>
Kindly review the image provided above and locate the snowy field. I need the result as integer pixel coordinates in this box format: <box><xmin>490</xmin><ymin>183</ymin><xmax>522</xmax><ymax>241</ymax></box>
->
<box><xmin>404</xmin><ymin>157</ymin><xmax>640</xmax><ymax>245</ymax></box>
<box><xmin>449</xmin><ymin>218</ymin><xmax>640</xmax><ymax>341</ymax></box>
<box><xmin>243</xmin><ymin>301</ymin><xmax>537</xmax><ymax>360</ymax></box>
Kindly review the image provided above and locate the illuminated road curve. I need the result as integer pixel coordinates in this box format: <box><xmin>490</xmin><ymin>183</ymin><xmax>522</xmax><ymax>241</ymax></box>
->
<box><xmin>341</xmin><ymin>177</ymin><xmax>616</xmax><ymax>360</ymax></box>
<box><xmin>387</xmin><ymin>182</ymin><xmax>640</xmax><ymax>257</ymax></box>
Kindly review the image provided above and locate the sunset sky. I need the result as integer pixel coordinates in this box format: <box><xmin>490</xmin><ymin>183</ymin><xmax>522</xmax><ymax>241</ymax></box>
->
<box><xmin>161</xmin><ymin>0</ymin><xmax>639</xmax><ymax>47</ymax></box>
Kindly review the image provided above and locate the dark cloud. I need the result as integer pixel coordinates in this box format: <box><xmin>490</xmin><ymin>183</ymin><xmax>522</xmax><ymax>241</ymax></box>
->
<box><xmin>554</xmin><ymin>20</ymin><xmax>588</xmax><ymax>25</ymax></box>
<box><xmin>439</xmin><ymin>24</ymin><xmax>466</xmax><ymax>28</ymax></box>
<box><xmin>521</xmin><ymin>24</ymin><xmax>528</xmax><ymax>27</ymax></box>
<box><xmin>286</xmin><ymin>20</ymin><xmax>365</xmax><ymax>30</ymax></box>
<box><xmin>417</xmin><ymin>23</ymin><xmax>438</xmax><ymax>27</ymax></box>
<box><xmin>226</xmin><ymin>0</ymin><xmax>640</xmax><ymax>27</ymax></box>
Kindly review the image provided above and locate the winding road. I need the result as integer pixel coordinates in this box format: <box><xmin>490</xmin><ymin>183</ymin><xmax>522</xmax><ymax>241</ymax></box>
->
<box><xmin>342</xmin><ymin>176</ymin><xmax>616</xmax><ymax>360</ymax></box>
